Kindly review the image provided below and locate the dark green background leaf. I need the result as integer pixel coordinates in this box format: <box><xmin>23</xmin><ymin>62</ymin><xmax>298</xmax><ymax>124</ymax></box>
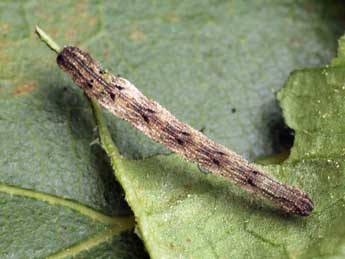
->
<box><xmin>0</xmin><ymin>0</ymin><xmax>344</xmax><ymax>258</ymax></box>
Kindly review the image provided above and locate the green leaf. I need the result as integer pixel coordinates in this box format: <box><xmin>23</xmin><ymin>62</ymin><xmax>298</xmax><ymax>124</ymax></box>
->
<box><xmin>103</xmin><ymin>29</ymin><xmax>345</xmax><ymax>259</ymax></box>
<box><xmin>1</xmin><ymin>1</ymin><xmax>345</xmax><ymax>258</ymax></box>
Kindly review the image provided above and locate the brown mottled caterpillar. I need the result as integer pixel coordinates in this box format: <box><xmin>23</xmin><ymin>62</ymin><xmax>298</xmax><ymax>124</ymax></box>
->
<box><xmin>55</xmin><ymin>46</ymin><xmax>313</xmax><ymax>216</ymax></box>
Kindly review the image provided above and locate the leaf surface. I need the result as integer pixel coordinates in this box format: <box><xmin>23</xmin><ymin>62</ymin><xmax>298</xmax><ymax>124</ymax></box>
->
<box><xmin>0</xmin><ymin>1</ymin><xmax>344</xmax><ymax>258</ymax></box>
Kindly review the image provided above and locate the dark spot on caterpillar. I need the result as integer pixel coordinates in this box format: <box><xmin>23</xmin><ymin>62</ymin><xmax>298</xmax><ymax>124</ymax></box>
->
<box><xmin>146</xmin><ymin>108</ymin><xmax>155</xmax><ymax>113</ymax></box>
<box><xmin>198</xmin><ymin>147</ymin><xmax>211</xmax><ymax>157</ymax></box>
<box><xmin>99</xmin><ymin>69</ymin><xmax>106</xmax><ymax>74</ymax></box>
<box><xmin>132</xmin><ymin>104</ymin><xmax>150</xmax><ymax>123</ymax></box>
<box><xmin>212</xmin><ymin>158</ymin><xmax>220</xmax><ymax>166</ymax></box>
<box><xmin>165</xmin><ymin>124</ymin><xmax>176</xmax><ymax>135</ymax></box>
<box><xmin>247</xmin><ymin>177</ymin><xmax>256</xmax><ymax>187</ymax></box>
<box><xmin>141</xmin><ymin>114</ymin><xmax>149</xmax><ymax>123</ymax></box>
<box><xmin>176</xmin><ymin>138</ymin><xmax>184</xmax><ymax>145</ymax></box>
<box><xmin>252</xmin><ymin>170</ymin><xmax>258</xmax><ymax>175</ymax></box>
<box><xmin>215</xmin><ymin>151</ymin><xmax>226</xmax><ymax>156</ymax></box>
<box><xmin>110</xmin><ymin>92</ymin><xmax>115</xmax><ymax>100</ymax></box>
<box><xmin>87</xmin><ymin>79</ymin><xmax>94</xmax><ymax>88</ymax></box>
<box><xmin>165</xmin><ymin>125</ymin><xmax>187</xmax><ymax>145</ymax></box>
<box><xmin>181</xmin><ymin>131</ymin><xmax>190</xmax><ymax>136</ymax></box>
<box><xmin>115</xmin><ymin>85</ymin><xmax>124</xmax><ymax>90</ymax></box>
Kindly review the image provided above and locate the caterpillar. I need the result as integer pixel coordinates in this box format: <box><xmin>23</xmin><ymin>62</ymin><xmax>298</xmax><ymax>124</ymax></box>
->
<box><xmin>56</xmin><ymin>46</ymin><xmax>313</xmax><ymax>216</ymax></box>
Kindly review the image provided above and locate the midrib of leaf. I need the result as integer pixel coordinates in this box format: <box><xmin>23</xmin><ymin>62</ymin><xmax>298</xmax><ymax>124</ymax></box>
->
<box><xmin>46</xmin><ymin>225</ymin><xmax>122</xmax><ymax>259</ymax></box>
<box><xmin>0</xmin><ymin>182</ymin><xmax>135</xmax><ymax>258</ymax></box>
<box><xmin>0</xmin><ymin>182</ymin><xmax>132</xmax><ymax>226</ymax></box>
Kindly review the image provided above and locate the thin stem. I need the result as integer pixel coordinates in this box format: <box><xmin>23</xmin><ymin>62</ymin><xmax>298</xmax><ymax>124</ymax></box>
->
<box><xmin>35</xmin><ymin>25</ymin><xmax>61</xmax><ymax>53</ymax></box>
<box><xmin>90</xmin><ymin>99</ymin><xmax>123</xmax><ymax>168</ymax></box>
